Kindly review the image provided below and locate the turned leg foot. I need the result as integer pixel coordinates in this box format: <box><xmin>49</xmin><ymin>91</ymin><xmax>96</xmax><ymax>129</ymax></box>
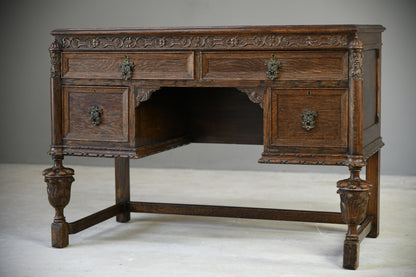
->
<box><xmin>42</xmin><ymin>155</ymin><xmax>74</xmax><ymax>248</ymax></box>
<box><xmin>343</xmin><ymin>237</ymin><xmax>360</xmax><ymax>269</ymax></box>
<box><xmin>51</xmin><ymin>222</ymin><xmax>69</xmax><ymax>248</ymax></box>
<box><xmin>337</xmin><ymin>165</ymin><xmax>371</xmax><ymax>269</ymax></box>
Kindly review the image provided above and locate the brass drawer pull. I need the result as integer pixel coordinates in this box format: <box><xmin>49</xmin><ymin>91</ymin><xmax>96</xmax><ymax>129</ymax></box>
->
<box><xmin>88</xmin><ymin>105</ymin><xmax>103</xmax><ymax>126</ymax></box>
<box><xmin>301</xmin><ymin>108</ymin><xmax>317</xmax><ymax>131</ymax></box>
<box><xmin>265</xmin><ymin>54</ymin><xmax>281</xmax><ymax>80</ymax></box>
<box><xmin>119</xmin><ymin>56</ymin><xmax>135</xmax><ymax>80</ymax></box>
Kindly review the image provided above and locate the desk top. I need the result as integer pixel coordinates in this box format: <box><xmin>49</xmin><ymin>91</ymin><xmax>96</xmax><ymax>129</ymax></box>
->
<box><xmin>51</xmin><ymin>25</ymin><xmax>385</xmax><ymax>35</ymax></box>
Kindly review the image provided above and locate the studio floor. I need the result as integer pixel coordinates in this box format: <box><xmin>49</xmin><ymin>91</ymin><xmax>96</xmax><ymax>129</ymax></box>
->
<box><xmin>0</xmin><ymin>163</ymin><xmax>415</xmax><ymax>276</ymax></box>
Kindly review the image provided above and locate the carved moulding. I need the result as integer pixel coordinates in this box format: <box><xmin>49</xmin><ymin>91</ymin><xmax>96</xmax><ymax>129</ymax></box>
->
<box><xmin>57</xmin><ymin>33</ymin><xmax>348</xmax><ymax>51</ymax></box>
<box><xmin>135</xmin><ymin>87</ymin><xmax>161</xmax><ymax>107</ymax></box>
<box><xmin>236</xmin><ymin>87</ymin><xmax>266</xmax><ymax>108</ymax></box>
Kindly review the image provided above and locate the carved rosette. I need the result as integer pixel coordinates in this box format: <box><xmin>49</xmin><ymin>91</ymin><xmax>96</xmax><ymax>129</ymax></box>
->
<box><xmin>42</xmin><ymin>160</ymin><xmax>74</xmax><ymax>223</ymax></box>
<box><xmin>58</xmin><ymin>33</ymin><xmax>348</xmax><ymax>51</ymax></box>
<box><xmin>236</xmin><ymin>87</ymin><xmax>265</xmax><ymax>108</ymax></box>
<box><xmin>337</xmin><ymin>166</ymin><xmax>371</xmax><ymax>235</ymax></box>
<box><xmin>49</xmin><ymin>40</ymin><xmax>61</xmax><ymax>78</ymax></box>
<box><xmin>135</xmin><ymin>87</ymin><xmax>161</xmax><ymax>107</ymax></box>
<box><xmin>348</xmin><ymin>34</ymin><xmax>364</xmax><ymax>81</ymax></box>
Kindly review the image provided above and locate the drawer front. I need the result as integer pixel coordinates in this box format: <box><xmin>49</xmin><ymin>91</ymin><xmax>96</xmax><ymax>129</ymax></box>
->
<box><xmin>63</xmin><ymin>86</ymin><xmax>130</xmax><ymax>142</ymax></box>
<box><xmin>267</xmin><ymin>89</ymin><xmax>347</xmax><ymax>148</ymax></box>
<box><xmin>202</xmin><ymin>51</ymin><xmax>347</xmax><ymax>80</ymax></box>
<box><xmin>62</xmin><ymin>52</ymin><xmax>194</xmax><ymax>80</ymax></box>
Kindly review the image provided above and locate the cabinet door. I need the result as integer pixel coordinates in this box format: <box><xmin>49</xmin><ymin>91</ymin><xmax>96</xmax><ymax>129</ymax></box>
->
<box><xmin>62</xmin><ymin>86</ymin><xmax>130</xmax><ymax>143</ymax></box>
<box><xmin>265</xmin><ymin>89</ymin><xmax>348</xmax><ymax>150</ymax></box>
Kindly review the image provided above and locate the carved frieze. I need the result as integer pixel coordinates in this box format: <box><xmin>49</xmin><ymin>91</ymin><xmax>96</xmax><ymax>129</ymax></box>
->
<box><xmin>57</xmin><ymin>33</ymin><xmax>348</xmax><ymax>50</ymax></box>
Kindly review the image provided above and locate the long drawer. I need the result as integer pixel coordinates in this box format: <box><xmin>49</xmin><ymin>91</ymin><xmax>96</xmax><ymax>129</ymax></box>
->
<box><xmin>201</xmin><ymin>51</ymin><xmax>347</xmax><ymax>81</ymax></box>
<box><xmin>61</xmin><ymin>52</ymin><xmax>194</xmax><ymax>80</ymax></box>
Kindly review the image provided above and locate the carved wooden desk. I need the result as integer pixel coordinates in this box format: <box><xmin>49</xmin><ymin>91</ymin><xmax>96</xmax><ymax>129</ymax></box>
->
<box><xmin>43</xmin><ymin>25</ymin><xmax>384</xmax><ymax>269</ymax></box>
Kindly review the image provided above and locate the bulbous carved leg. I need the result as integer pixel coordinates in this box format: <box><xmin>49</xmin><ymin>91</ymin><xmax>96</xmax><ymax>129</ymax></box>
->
<box><xmin>42</xmin><ymin>156</ymin><xmax>74</xmax><ymax>248</ymax></box>
<box><xmin>337</xmin><ymin>166</ymin><xmax>371</xmax><ymax>269</ymax></box>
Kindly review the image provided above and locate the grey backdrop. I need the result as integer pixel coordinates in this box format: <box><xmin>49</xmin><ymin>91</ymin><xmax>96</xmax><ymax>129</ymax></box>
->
<box><xmin>1</xmin><ymin>0</ymin><xmax>415</xmax><ymax>175</ymax></box>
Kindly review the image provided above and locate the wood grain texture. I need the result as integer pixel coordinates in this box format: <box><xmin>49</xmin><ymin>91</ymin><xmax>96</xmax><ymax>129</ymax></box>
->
<box><xmin>62</xmin><ymin>52</ymin><xmax>194</xmax><ymax>80</ymax></box>
<box><xmin>115</xmin><ymin>158</ymin><xmax>130</xmax><ymax>222</ymax></box>
<box><xmin>62</xmin><ymin>86</ymin><xmax>129</xmax><ymax>142</ymax></box>
<box><xmin>129</xmin><ymin>202</ymin><xmax>344</xmax><ymax>224</ymax></box>
<box><xmin>268</xmin><ymin>89</ymin><xmax>348</xmax><ymax>148</ymax></box>
<box><xmin>202</xmin><ymin>51</ymin><xmax>347</xmax><ymax>81</ymax></box>
<box><xmin>366</xmin><ymin>151</ymin><xmax>380</xmax><ymax>238</ymax></box>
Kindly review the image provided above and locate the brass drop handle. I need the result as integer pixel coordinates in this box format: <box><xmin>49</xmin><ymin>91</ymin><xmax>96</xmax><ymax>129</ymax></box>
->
<box><xmin>88</xmin><ymin>105</ymin><xmax>103</xmax><ymax>126</ymax></box>
<box><xmin>119</xmin><ymin>56</ymin><xmax>135</xmax><ymax>80</ymax></box>
<box><xmin>301</xmin><ymin>108</ymin><xmax>317</xmax><ymax>131</ymax></box>
<box><xmin>265</xmin><ymin>54</ymin><xmax>281</xmax><ymax>80</ymax></box>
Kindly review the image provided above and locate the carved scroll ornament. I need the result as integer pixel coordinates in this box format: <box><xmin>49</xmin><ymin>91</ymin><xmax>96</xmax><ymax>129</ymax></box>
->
<box><xmin>135</xmin><ymin>87</ymin><xmax>161</xmax><ymax>107</ymax></box>
<box><xmin>236</xmin><ymin>87</ymin><xmax>266</xmax><ymax>108</ymax></box>
<box><xmin>58</xmin><ymin>33</ymin><xmax>348</xmax><ymax>51</ymax></box>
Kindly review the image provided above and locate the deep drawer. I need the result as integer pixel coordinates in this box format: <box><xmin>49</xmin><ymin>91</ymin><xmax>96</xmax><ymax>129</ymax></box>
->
<box><xmin>61</xmin><ymin>52</ymin><xmax>194</xmax><ymax>80</ymax></box>
<box><xmin>62</xmin><ymin>86</ymin><xmax>130</xmax><ymax>142</ymax></box>
<box><xmin>265</xmin><ymin>89</ymin><xmax>348</xmax><ymax>149</ymax></box>
<box><xmin>201</xmin><ymin>51</ymin><xmax>347</xmax><ymax>81</ymax></box>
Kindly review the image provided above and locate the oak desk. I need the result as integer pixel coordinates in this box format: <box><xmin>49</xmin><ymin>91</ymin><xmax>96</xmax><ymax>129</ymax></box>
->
<box><xmin>43</xmin><ymin>25</ymin><xmax>384</xmax><ymax>269</ymax></box>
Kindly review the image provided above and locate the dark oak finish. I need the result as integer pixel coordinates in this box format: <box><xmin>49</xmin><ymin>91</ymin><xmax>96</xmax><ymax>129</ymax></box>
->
<box><xmin>115</xmin><ymin>158</ymin><xmax>130</xmax><ymax>222</ymax></box>
<box><xmin>44</xmin><ymin>25</ymin><xmax>384</xmax><ymax>270</ymax></box>
<box><xmin>62</xmin><ymin>52</ymin><xmax>194</xmax><ymax>80</ymax></box>
<box><xmin>62</xmin><ymin>86</ymin><xmax>130</xmax><ymax>142</ymax></box>
<box><xmin>366</xmin><ymin>151</ymin><xmax>380</xmax><ymax>238</ymax></box>
<box><xmin>201</xmin><ymin>51</ymin><xmax>347</xmax><ymax>80</ymax></box>
<box><xmin>129</xmin><ymin>202</ymin><xmax>344</xmax><ymax>224</ymax></box>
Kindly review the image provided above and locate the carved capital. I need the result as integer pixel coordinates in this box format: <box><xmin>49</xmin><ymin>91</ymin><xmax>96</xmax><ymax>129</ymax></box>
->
<box><xmin>345</xmin><ymin>155</ymin><xmax>366</xmax><ymax>168</ymax></box>
<box><xmin>236</xmin><ymin>87</ymin><xmax>266</xmax><ymax>108</ymax></box>
<box><xmin>49</xmin><ymin>40</ymin><xmax>61</xmax><ymax>78</ymax></box>
<box><xmin>135</xmin><ymin>87</ymin><xmax>161</xmax><ymax>107</ymax></box>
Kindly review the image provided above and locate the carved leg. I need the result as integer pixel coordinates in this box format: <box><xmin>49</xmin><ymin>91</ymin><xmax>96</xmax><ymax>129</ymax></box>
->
<box><xmin>42</xmin><ymin>155</ymin><xmax>74</xmax><ymax>248</ymax></box>
<box><xmin>115</xmin><ymin>157</ymin><xmax>130</xmax><ymax>222</ymax></box>
<box><xmin>337</xmin><ymin>166</ymin><xmax>371</xmax><ymax>269</ymax></box>
<box><xmin>366</xmin><ymin>151</ymin><xmax>380</xmax><ymax>238</ymax></box>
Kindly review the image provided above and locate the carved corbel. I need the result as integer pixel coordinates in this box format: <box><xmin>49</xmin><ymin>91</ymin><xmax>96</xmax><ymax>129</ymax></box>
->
<box><xmin>135</xmin><ymin>87</ymin><xmax>161</xmax><ymax>107</ymax></box>
<box><xmin>236</xmin><ymin>87</ymin><xmax>266</xmax><ymax>108</ymax></box>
